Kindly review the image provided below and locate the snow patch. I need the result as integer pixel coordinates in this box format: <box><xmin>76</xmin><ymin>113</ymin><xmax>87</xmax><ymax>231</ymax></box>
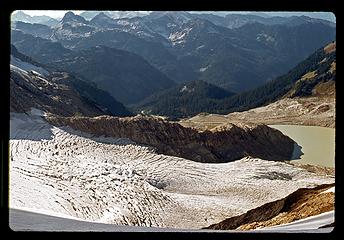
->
<box><xmin>29</xmin><ymin>108</ymin><xmax>45</xmax><ymax>117</ymax></box>
<box><xmin>199</xmin><ymin>65</ymin><xmax>210</xmax><ymax>72</ymax></box>
<box><xmin>259</xmin><ymin>211</ymin><xmax>334</xmax><ymax>231</ymax></box>
<box><xmin>117</xmin><ymin>20</ymin><xmax>130</xmax><ymax>26</ymax></box>
<box><xmin>196</xmin><ymin>45</ymin><xmax>205</xmax><ymax>50</ymax></box>
<box><xmin>180</xmin><ymin>85</ymin><xmax>195</xmax><ymax>93</ymax></box>
<box><xmin>169</xmin><ymin>27</ymin><xmax>192</xmax><ymax>44</ymax></box>
<box><xmin>322</xmin><ymin>187</ymin><xmax>335</xmax><ymax>193</ymax></box>
<box><xmin>256</xmin><ymin>33</ymin><xmax>275</xmax><ymax>43</ymax></box>
<box><xmin>11</xmin><ymin>56</ymin><xmax>50</xmax><ymax>77</ymax></box>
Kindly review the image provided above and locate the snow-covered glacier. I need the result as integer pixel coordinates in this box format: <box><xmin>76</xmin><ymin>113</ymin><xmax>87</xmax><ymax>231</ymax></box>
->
<box><xmin>9</xmin><ymin>110</ymin><xmax>334</xmax><ymax>230</ymax></box>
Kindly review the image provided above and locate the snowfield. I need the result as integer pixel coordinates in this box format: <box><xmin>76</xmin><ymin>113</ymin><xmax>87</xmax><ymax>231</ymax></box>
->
<box><xmin>9</xmin><ymin>110</ymin><xmax>334</xmax><ymax>230</ymax></box>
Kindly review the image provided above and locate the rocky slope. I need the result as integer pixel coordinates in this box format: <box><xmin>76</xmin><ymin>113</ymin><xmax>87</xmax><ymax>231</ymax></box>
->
<box><xmin>10</xmin><ymin>64</ymin><xmax>104</xmax><ymax>117</ymax></box>
<box><xmin>45</xmin><ymin>114</ymin><xmax>295</xmax><ymax>163</ymax></box>
<box><xmin>286</xmin><ymin>42</ymin><xmax>335</xmax><ymax>98</ymax></box>
<box><xmin>10</xmin><ymin>46</ymin><xmax>131</xmax><ymax>117</ymax></box>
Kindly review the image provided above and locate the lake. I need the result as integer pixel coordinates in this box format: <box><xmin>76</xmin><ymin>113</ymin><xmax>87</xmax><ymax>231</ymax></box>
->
<box><xmin>269</xmin><ymin>125</ymin><xmax>335</xmax><ymax>168</ymax></box>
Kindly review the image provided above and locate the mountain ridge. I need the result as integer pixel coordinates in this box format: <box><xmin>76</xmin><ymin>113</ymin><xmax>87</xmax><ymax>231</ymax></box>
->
<box><xmin>12</xmin><ymin>12</ymin><xmax>335</xmax><ymax>92</ymax></box>
<box><xmin>11</xmin><ymin>11</ymin><xmax>59</xmax><ymax>26</ymax></box>
<box><xmin>11</xmin><ymin>12</ymin><xmax>335</xmax><ymax>109</ymax></box>
<box><xmin>47</xmin><ymin>45</ymin><xmax>176</xmax><ymax>104</ymax></box>
<box><xmin>133</xmin><ymin>80</ymin><xmax>235</xmax><ymax>119</ymax></box>
<box><xmin>137</xmin><ymin>41</ymin><xmax>336</xmax><ymax>119</ymax></box>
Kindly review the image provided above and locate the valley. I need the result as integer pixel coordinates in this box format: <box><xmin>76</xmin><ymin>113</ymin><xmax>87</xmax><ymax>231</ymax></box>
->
<box><xmin>8</xmin><ymin>10</ymin><xmax>336</xmax><ymax>232</ymax></box>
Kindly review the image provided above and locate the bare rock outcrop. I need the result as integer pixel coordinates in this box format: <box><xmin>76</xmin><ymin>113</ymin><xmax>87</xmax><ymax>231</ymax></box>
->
<box><xmin>10</xmin><ymin>69</ymin><xmax>105</xmax><ymax>117</ymax></box>
<box><xmin>45</xmin><ymin>114</ymin><xmax>295</xmax><ymax>163</ymax></box>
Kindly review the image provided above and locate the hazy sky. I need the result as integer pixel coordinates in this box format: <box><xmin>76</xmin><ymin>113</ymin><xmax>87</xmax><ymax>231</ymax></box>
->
<box><xmin>19</xmin><ymin>10</ymin><xmax>84</xmax><ymax>19</ymax></box>
<box><xmin>17</xmin><ymin>10</ymin><xmax>335</xmax><ymax>22</ymax></box>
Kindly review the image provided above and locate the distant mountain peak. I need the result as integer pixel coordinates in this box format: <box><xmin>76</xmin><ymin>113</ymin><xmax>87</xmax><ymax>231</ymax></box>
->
<box><xmin>152</xmin><ymin>11</ymin><xmax>190</xmax><ymax>16</ymax></box>
<box><xmin>183</xmin><ymin>18</ymin><xmax>218</xmax><ymax>33</ymax></box>
<box><xmin>13</xmin><ymin>10</ymin><xmax>30</xmax><ymax>18</ymax></box>
<box><xmin>94</xmin><ymin>12</ymin><xmax>111</xmax><ymax>19</ymax></box>
<box><xmin>12</xmin><ymin>11</ymin><xmax>59</xmax><ymax>26</ymax></box>
<box><xmin>12</xmin><ymin>11</ymin><xmax>32</xmax><ymax>22</ymax></box>
<box><xmin>63</xmin><ymin>11</ymin><xmax>75</xmax><ymax>18</ymax></box>
<box><xmin>149</xmin><ymin>11</ymin><xmax>192</xmax><ymax>23</ymax></box>
<box><xmin>61</xmin><ymin>11</ymin><xmax>88</xmax><ymax>24</ymax></box>
<box><xmin>90</xmin><ymin>12</ymin><xmax>114</xmax><ymax>25</ymax></box>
